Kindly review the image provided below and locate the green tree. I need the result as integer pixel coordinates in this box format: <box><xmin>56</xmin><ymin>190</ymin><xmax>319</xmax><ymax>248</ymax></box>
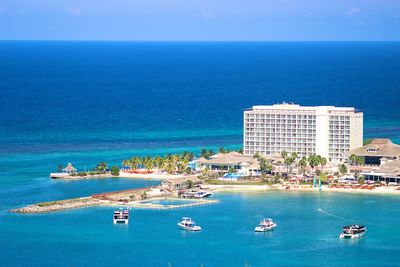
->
<box><xmin>338</xmin><ymin>164</ymin><xmax>348</xmax><ymax>176</ymax></box>
<box><xmin>308</xmin><ymin>155</ymin><xmax>320</xmax><ymax>175</ymax></box>
<box><xmin>154</xmin><ymin>156</ymin><xmax>163</xmax><ymax>170</ymax></box>
<box><xmin>281</xmin><ymin>150</ymin><xmax>288</xmax><ymax>160</ymax></box>
<box><xmin>144</xmin><ymin>157</ymin><xmax>154</xmax><ymax>171</ymax></box>
<box><xmin>122</xmin><ymin>160</ymin><xmax>129</xmax><ymax>169</ymax></box>
<box><xmin>95</xmin><ymin>162</ymin><xmax>108</xmax><ymax>174</ymax></box>
<box><xmin>164</xmin><ymin>158</ymin><xmax>176</xmax><ymax>174</ymax></box>
<box><xmin>186</xmin><ymin>179</ymin><xmax>193</xmax><ymax>189</ymax></box>
<box><xmin>259</xmin><ymin>157</ymin><xmax>273</xmax><ymax>174</ymax></box>
<box><xmin>319</xmin><ymin>157</ymin><xmax>327</xmax><ymax>172</ymax></box>
<box><xmin>349</xmin><ymin>154</ymin><xmax>358</xmax><ymax>165</ymax></box>
<box><xmin>200</xmin><ymin>148</ymin><xmax>212</xmax><ymax>159</ymax></box>
<box><xmin>218</xmin><ymin>147</ymin><xmax>227</xmax><ymax>154</ymax></box>
<box><xmin>110</xmin><ymin>166</ymin><xmax>120</xmax><ymax>176</ymax></box>
<box><xmin>299</xmin><ymin>156</ymin><xmax>308</xmax><ymax>175</ymax></box>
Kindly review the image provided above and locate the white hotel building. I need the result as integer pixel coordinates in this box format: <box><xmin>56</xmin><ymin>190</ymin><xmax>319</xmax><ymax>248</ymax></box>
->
<box><xmin>243</xmin><ymin>103</ymin><xmax>363</xmax><ymax>164</ymax></box>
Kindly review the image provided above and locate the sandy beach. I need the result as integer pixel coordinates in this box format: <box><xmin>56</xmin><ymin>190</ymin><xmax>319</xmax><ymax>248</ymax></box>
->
<box><xmin>208</xmin><ymin>183</ymin><xmax>400</xmax><ymax>195</ymax></box>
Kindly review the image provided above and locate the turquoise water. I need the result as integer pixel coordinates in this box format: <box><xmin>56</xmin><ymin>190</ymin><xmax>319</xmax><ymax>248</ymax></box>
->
<box><xmin>1</xmin><ymin>42</ymin><xmax>400</xmax><ymax>266</ymax></box>
<box><xmin>140</xmin><ymin>198</ymin><xmax>197</xmax><ymax>206</ymax></box>
<box><xmin>2</xmin><ymin>192</ymin><xmax>400</xmax><ymax>266</ymax></box>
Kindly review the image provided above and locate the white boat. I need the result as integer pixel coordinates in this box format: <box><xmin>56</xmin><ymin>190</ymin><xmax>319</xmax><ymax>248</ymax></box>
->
<box><xmin>177</xmin><ymin>217</ymin><xmax>202</xmax><ymax>231</ymax></box>
<box><xmin>254</xmin><ymin>218</ymin><xmax>277</xmax><ymax>232</ymax></box>
<box><xmin>193</xmin><ymin>191</ymin><xmax>213</xmax><ymax>198</ymax></box>
<box><xmin>113</xmin><ymin>209</ymin><xmax>129</xmax><ymax>224</ymax></box>
<box><xmin>339</xmin><ymin>225</ymin><xmax>366</xmax><ymax>239</ymax></box>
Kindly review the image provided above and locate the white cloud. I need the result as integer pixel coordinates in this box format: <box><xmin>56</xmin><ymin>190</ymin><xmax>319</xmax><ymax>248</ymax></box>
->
<box><xmin>66</xmin><ymin>6</ymin><xmax>81</xmax><ymax>16</ymax></box>
<box><xmin>346</xmin><ymin>7</ymin><xmax>361</xmax><ymax>16</ymax></box>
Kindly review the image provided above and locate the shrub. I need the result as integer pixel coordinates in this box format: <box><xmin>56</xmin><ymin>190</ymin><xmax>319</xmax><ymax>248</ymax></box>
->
<box><xmin>111</xmin><ymin>166</ymin><xmax>120</xmax><ymax>176</ymax></box>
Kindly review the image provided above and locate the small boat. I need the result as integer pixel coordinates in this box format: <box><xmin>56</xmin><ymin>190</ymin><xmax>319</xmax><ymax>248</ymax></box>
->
<box><xmin>177</xmin><ymin>217</ymin><xmax>202</xmax><ymax>231</ymax></box>
<box><xmin>193</xmin><ymin>191</ymin><xmax>213</xmax><ymax>198</ymax></box>
<box><xmin>254</xmin><ymin>218</ymin><xmax>277</xmax><ymax>232</ymax></box>
<box><xmin>339</xmin><ymin>225</ymin><xmax>366</xmax><ymax>239</ymax></box>
<box><xmin>113</xmin><ymin>209</ymin><xmax>129</xmax><ymax>224</ymax></box>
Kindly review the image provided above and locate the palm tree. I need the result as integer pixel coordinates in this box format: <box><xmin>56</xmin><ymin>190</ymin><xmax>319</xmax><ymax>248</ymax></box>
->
<box><xmin>218</xmin><ymin>147</ymin><xmax>227</xmax><ymax>154</ymax></box>
<box><xmin>95</xmin><ymin>162</ymin><xmax>108</xmax><ymax>174</ymax></box>
<box><xmin>164</xmin><ymin>158</ymin><xmax>175</xmax><ymax>174</ymax></box>
<box><xmin>200</xmin><ymin>148</ymin><xmax>208</xmax><ymax>159</ymax></box>
<box><xmin>122</xmin><ymin>160</ymin><xmax>129</xmax><ymax>169</ymax></box>
<box><xmin>207</xmin><ymin>149</ymin><xmax>214</xmax><ymax>158</ymax></box>
<box><xmin>319</xmin><ymin>157</ymin><xmax>327</xmax><ymax>172</ymax></box>
<box><xmin>154</xmin><ymin>156</ymin><xmax>163</xmax><ymax>170</ymax></box>
<box><xmin>144</xmin><ymin>157</ymin><xmax>154</xmax><ymax>171</ymax></box>
<box><xmin>284</xmin><ymin>157</ymin><xmax>294</xmax><ymax>176</ymax></box>
<box><xmin>259</xmin><ymin>157</ymin><xmax>273</xmax><ymax>175</ymax></box>
<box><xmin>338</xmin><ymin>164</ymin><xmax>348</xmax><ymax>176</ymax></box>
<box><xmin>298</xmin><ymin>156</ymin><xmax>308</xmax><ymax>175</ymax></box>
<box><xmin>307</xmin><ymin>155</ymin><xmax>320</xmax><ymax>175</ymax></box>
<box><xmin>349</xmin><ymin>154</ymin><xmax>358</xmax><ymax>165</ymax></box>
<box><xmin>281</xmin><ymin>151</ymin><xmax>296</xmax><ymax>176</ymax></box>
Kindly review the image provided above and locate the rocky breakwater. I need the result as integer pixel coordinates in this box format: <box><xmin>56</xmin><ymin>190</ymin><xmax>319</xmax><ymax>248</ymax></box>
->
<box><xmin>11</xmin><ymin>197</ymin><xmax>108</xmax><ymax>213</ymax></box>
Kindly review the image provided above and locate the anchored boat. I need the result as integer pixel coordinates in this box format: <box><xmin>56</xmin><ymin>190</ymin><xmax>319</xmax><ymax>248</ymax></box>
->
<box><xmin>339</xmin><ymin>225</ymin><xmax>366</xmax><ymax>239</ymax></box>
<box><xmin>254</xmin><ymin>218</ymin><xmax>277</xmax><ymax>232</ymax></box>
<box><xmin>177</xmin><ymin>217</ymin><xmax>202</xmax><ymax>231</ymax></box>
<box><xmin>113</xmin><ymin>209</ymin><xmax>129</xmax><ymax>224</ymax></box>
<box><xmin>194</xmin><ymin>191</ymin><xmax>213</xmax><ymax>198</ymax></box>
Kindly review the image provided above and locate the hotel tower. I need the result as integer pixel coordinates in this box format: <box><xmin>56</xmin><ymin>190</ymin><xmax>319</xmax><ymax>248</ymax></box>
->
<box><xmin>243</xmin><ymin>103</ymin><xmax>363</xmax><ymax>164</ymax></box>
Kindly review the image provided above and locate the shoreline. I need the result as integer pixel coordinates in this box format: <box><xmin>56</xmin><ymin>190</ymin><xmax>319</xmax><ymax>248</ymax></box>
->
<box><xmin>12</xmin><ymin>196</ymin><xmax>219</xmax><ymax>213</ymax></box>
<box><xmin>119</xmin><ymin>172</ymin><xmax>186</xmax><ymax>180</ymax></box>
<box><xmin>208</xmin><ymin>184</ymin><xmax>400</xmax><ymax>195</ymax></box>
<box><xmin>12</xmin><ymin>181</ymin><xmax>400</xmax><ymax>214</ymax></box>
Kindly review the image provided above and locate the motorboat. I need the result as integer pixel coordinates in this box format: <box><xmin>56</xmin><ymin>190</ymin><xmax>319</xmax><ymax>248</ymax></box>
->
<box><xmin>177</xmin><ymin>217</ymin><xmax>202</xmax><ymax>231</ymax></box>
<box><xmin>254</xmin><ymin>218</ymin><xmax>277</xmax><ymax>232</ymax></box>
<box><xmin>193</xmin><ymin>190</ymin><xmax>213</xmax><ymax>198</ymax></box>
<box><xmin>113</xmin><ymin>209</ymin><xmax>129</xmax><ymax>224</ymax></box>
<box><xmin>339</xmin><ymin>225</ymin><xmax>366</xmax><ymax>239</ymax></box>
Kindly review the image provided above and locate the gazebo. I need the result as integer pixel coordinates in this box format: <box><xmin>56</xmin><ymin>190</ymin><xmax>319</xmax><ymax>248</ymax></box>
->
<box><xmin>63</xmin><ymin>163</ymin><xmax>77</xmax><ymax>175</ymax></box>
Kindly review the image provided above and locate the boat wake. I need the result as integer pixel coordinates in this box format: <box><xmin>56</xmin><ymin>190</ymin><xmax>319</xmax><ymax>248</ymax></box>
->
<box><xmin>317</xmin><ymin>208</ymin><xmax>400</xmax><ymax>229</ymax></box>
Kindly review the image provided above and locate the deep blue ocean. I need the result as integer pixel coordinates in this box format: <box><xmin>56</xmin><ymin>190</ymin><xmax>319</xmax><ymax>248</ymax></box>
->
<box><xmin>1</xmin><ymin>42</ymin><xmax>400</xmax><ymax>266</ymax></box>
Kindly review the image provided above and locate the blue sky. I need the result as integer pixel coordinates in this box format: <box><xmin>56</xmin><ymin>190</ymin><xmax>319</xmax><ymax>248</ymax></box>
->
<box><xmin>0</xmin><ymin>0</ymin><xmax>399</xmax><ymax>41</ymax></box>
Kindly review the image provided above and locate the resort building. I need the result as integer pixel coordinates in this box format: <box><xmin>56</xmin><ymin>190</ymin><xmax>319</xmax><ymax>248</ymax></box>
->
<box><xmin>196</xmin><ymin>152</ymin><xmax>261</xmax><ymax>176</ymax></box>
<box><xmin>243</xmin><ymin>102</ymin><xmax>363</xmax><ymax>164</ymax></box>
<box><xmin>348</xmin><ymin>138</ymin><xmax>400</xmax><ymax>165</ymax></box>
<box><xmin>361</xmin><ymin>159</ymin><xmax>400</xmax><ymax>184</ymax></box>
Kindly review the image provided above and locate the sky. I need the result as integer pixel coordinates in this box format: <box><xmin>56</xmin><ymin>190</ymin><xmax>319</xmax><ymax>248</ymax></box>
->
<box><xmin>0</xmin><ymin>0</ymin><xmax>399</xmax><ymax>41</ymax></box>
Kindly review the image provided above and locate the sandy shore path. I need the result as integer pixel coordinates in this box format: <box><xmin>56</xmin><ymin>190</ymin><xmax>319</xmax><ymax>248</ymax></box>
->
<box><xmin>208</xmin><ymin>184</ymin><xmax>400</xmax><ymax>195</ymax></box>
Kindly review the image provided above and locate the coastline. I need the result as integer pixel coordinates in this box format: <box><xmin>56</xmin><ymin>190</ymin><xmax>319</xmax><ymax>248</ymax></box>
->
<box><xmin>119</xmin><ymin>172</ymin><xmax>187</xmax><ymax>180</ymax></box>
<box><xmin>208</xmin><ymin>184</ymin><xmax>400</xmax><ymax>195</ymax></box>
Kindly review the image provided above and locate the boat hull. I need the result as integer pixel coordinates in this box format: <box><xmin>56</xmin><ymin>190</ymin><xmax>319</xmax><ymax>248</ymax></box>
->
<box><xmin>113</xmin><ymin>219</ymin><xmax>129</xmax><ymax>224</ymax></box>
<box><xmin>254</xmin><ymin>223</ymin><xmax>277</xmax><ymax>232</ymax></box>
<box><xmin>177</xmin><ymin>223</ymin><xmax>202</xmax><ymax>231</ymax></box>
<box><xmin>339</xmin><ymin>231</ymin><xmax>365</xmax><ymax>239</ymax></box>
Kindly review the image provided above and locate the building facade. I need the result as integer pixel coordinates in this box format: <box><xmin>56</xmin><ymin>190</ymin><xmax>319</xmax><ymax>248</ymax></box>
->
<box><xmin>243</xmin><ymin>103</ymin><xmax>363</xmax><ymax>164</ymax></box>
<box><xmin>348</xmin><ymin>138</ymin><xmax>400</xmax><ymax>165</ymax></box>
